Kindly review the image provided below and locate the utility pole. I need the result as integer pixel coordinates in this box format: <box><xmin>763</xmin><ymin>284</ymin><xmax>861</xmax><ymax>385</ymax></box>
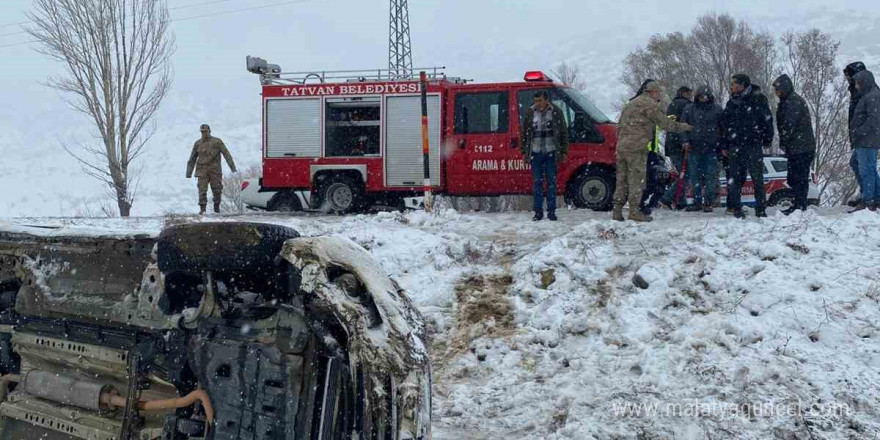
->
<box><xmin>388</xmin><ymin>0</ymin><xmax>413</xmax><ymax>79</ymax></box>
<box><xmin>420</xmin><ymin>71</ymin><xmax>432</xmax><ymax>212</ymax></box>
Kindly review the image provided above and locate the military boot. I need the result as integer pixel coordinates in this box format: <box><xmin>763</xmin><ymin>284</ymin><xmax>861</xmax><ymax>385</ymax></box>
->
<box><xmin>612</xmin><ymin>204</ymin><xmax>625</xmax><ymax>222</ymax></box>
<box><xmin>628</xmin><ymin>211</ymin><xmax>653</xmax><ymax>222</ymax></box>
<box><xmin>213</xmin><ymin>202</ymin><xmax>221</xmax><ymax>214</ymax></box>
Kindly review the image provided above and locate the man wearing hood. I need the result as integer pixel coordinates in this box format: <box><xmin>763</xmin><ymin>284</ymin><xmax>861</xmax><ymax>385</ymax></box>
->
<box><xmin>721</xmin><ymin>74</ymin><xmax>775</xmax><ymax>219</ymax></box>
<box><xmin>680</xmin><ymin>85</ymin><xmax>723</xmax><ymax>212</ymax></box>
<box><xmin>613</xmin><ymin>80</ymin><xmax>692</xmax><ymax>222</ymax></box>
<box><xmin>848</xmin><ymin>68</ymin><xmax>880</xmax><ymax>211</ymax></box>
<box><xmin>661</xmin><ymin>86</ymin><xmax>693</xmax><ymax>208</ymax></box>
<box><xmin>773</xmin><ymin>74</ymin><xmax>816</xmax><ymax>214</ymax></box>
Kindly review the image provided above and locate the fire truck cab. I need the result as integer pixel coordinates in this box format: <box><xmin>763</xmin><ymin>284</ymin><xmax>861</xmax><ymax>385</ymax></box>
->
<box><xmin>247</xmin><ymin>57</ymin><xmax>618</xmax><ymax>212</ymax></box>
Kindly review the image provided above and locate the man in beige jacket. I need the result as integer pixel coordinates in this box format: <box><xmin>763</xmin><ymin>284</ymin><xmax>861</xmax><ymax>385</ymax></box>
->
<box><xmin>187</xmin><ymin>124</ymin><xmax>237</xmax><ymax>214</ymax></box>
<box><xmin>614</xmin><ymin>80</ymin><xmax>692</xmax><ymax>222</ymax></box>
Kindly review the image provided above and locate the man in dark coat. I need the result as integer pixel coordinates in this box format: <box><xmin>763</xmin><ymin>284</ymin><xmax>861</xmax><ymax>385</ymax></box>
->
<box><xmin>848</xmin><ymin>69</ymin><xmax>880</xmax><ymax>211</ymax></box>
<box><xmin>661</xmin><ymin>86</ymin><xmax>693</xmax><ymax>208</ymax></box>
<box><xmin>680</xmin><ymin>85</ymin><xmax>723</xmax><ymax>212</ymax></box>
<box><xmin>721</xmin><ymin>74</ymin><xmax>775</xmax><ymax>218</ymax></box>
<box><xmin>844</xmin><ymin>62</ymin><xmax>880</xmax><ymax>209</ymax></box>
<box><xmin>773</xmin><ymin>74</ymin><xmax>817</xmax><ymax>214</ymax></box>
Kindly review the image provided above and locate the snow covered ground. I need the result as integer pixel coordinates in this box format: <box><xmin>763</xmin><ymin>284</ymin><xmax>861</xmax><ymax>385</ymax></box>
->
<box><xmin>3</xmin><ymin>206</ymin><xmax>880</xmax><ymax>439</ymax></box>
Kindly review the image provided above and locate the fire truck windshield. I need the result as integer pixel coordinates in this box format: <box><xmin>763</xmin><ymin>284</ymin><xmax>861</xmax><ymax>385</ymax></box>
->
<box><xmin>562</xmin><ymin>87</ymin><xmax>612</xmax><ymax>123</ymax></box>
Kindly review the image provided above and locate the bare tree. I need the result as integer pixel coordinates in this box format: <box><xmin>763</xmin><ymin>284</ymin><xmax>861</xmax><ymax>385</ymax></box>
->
<box><xmin>623</xmin><ymin>14</ymin><xmax>778</xmax><ymax>106</ymax></box>
<box><xmin>27</xmin><ymin>0</ymin><xmax>176</xmax><ymax>217</ymax></box>
<box><xmin>779</xmin><ymin>30</ymin><xmax>854</xmax><ymax>205</ymax></box>
<box><xmin>221</xmin><ymin>165</ymin><xmax>262</xmax><ymax>214</ymax></box>
<box><xmin>551</xmin><ymin>62</ymin><xmax>587</xmax><ymax>91</ymax></box>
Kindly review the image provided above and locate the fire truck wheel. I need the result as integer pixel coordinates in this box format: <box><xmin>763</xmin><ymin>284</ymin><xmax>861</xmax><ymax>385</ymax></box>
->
<box><xmin>568</xmin><ymin>169</ymin><xmax>614</xmax><ymax>211</ymax></box>
<box><xmin>321</xmin><ymin>176</ymin><xmax>365</xmax><ymax>213</ymax></box>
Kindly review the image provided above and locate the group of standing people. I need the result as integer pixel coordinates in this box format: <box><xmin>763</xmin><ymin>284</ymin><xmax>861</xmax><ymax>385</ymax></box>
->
<box><xmin>612</xmin><ymin>62</ymin><xmax>880</xmax><ymax>222</ymax></box>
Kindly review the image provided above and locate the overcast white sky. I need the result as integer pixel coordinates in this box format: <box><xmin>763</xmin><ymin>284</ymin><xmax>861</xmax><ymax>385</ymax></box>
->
<box><xmin>0</xmin><ymin>0</ymin><xmax>878</xmax><ymax>216</ymax></box>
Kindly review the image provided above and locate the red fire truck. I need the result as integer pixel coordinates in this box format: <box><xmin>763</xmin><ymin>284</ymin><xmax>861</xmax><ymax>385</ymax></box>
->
<box><xmin>245</xmin><ymin>56</ymin><xmax>618</xmax><ymax>212</ymax></box>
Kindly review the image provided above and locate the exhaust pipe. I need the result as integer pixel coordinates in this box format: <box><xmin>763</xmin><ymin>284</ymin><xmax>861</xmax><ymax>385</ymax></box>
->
<box><xmin>9</xmin><ymin>371</ymin><xmax>213</xmax><ymax>426</ymax></box>
<box><xmin>22</xmin><ymin>370</ymin><xmax>116</xmax><ymax>411</ymax></box>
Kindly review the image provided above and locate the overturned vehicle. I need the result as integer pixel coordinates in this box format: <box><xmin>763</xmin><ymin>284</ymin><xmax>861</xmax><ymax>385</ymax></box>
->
<box><xmin>0</xmin><ymin>222</ymin><xmax>431</xmax><ymax>440</ymax></box>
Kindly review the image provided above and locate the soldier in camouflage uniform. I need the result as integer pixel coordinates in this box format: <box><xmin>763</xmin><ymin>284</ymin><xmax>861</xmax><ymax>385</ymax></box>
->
<box><xmin>613</xmin><ymin>80</ymin><xmax>692</xmax><ymax>222</ymax></box>
<box><xmin>186</xmin><ymin>124</ymin><xmax>237</xmax><ymax>214</ymax></box>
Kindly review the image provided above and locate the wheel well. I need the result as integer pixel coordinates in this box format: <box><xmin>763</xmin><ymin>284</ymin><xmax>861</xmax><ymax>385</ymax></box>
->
<box><xmin>268</xmin><ymin>190</ymin><xmax>303</xmax><ymax>211</ymax></box>
<box><xmin>313</xmin><ymin>170</ymin><xmax>364</xmax><ymax>189</ymax></box>
<box><xmin>566</xmin><ymin>163</ymin><xmax>615</xmax><ymax>190</ymax></box>
<box><xmin>768</xmin><ymin>189</ymin><xmax>794</xmax><ymax>205</ymax></box>
<box><xmin>311</xmin><ymin>171</ymin><xmax>367</xmax><ymax>211</ymax></box>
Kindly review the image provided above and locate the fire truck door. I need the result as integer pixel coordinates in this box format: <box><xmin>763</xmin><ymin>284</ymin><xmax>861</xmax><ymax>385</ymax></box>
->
<box><xmin>385</xmin><ymin>94</ymin><xmax>441</xmax><ymax>187</ymax></box>
<box><xmin>448</xmin><ymin>90</ymin><xmax>522</xmax><ymax>195</ymax></box>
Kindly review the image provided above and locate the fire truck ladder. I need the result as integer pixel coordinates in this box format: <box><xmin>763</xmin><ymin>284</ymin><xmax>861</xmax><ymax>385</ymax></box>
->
<box><xmin>258</xmin><ymin>67</ymin><xmax>447</xmax><ymax>85</ymax></box>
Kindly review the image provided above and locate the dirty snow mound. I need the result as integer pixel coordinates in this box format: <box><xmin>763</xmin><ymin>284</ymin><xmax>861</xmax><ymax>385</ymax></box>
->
<box><xmin>436</xmin><ymin>210</ymin><xmax>880</xmax><ymax>439</ymax></box>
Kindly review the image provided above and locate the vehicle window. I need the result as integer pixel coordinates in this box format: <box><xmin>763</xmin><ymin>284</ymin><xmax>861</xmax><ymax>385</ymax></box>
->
<box><xmin>771</xmin><ymin>160</ymin><xmax>788</xmax><ymax>173</ymax></box>
<box><xmin>763</xmin><ymin>164</ymin><xmax>769</xmax><ymax>175</ymax></box>
<box><xmin>563</xmin><ymin>87</ymin><xmax>612</xmax><ymax>123</ymax></box>
<box><xmin>325</xmin><ymin>98</ymin><xmax>381</xmax><ymax>157</ymax></box>
<box><xmin>454</xmin><ymin>92</ymin><xmax>509</xmax><ymax>134</ymax></box>
<box><xmin>516</xmin><ymin>88</ymin><xmax>603</xmax><ymax>143</ymax></box>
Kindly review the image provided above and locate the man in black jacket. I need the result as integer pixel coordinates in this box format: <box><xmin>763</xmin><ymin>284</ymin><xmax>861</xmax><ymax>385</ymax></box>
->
<box><xmin>721</xmin><ymin>74</ymin><xmax>775</xmax><ymax>218</ymax></box>
<box><xmin>844</xmin><ymin>62</ymin><xmax>880</xmax><ymax>209</ymax></box>
<box><xmin>848</xmin><ymin>69</ymin><xmax>880</xmax><ymax>211</ymax></box>
<box><xmin>661</xmin><ymin>86</ymin><xmax>693</xmax><ymax>208</ymax></box>
<box><xmin>680</xmin><ymin>85</ymin><xmax>723</xmax><ymax>212</ymax></box>
<box><xmin>845</xmin><ymin>62</ymin><xmax>868</xmax><ymax>206</ymax></box>
<box><xmin>773</xmin><ymin>74</ymin><xmax>816</xmax><ymax>214</ymax></box>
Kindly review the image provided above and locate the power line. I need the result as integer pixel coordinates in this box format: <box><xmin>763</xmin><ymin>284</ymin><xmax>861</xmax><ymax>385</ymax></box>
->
<box><xmin>169</xmin><ymin>0</ymin><xmax>242</xmax><ymax>11</ymax></box>
<box><xmin>0</xmin><ymin>29</ymin><xmax>28</xmax><ymax>38</ymax></box>
<box><xmin>0</xmin><ymin>0</ymin><xmax>319</xmax><ymax>49</ymax></box>
<box><xmin>1</xmin><ymin>0</ymin><xmax>242</xmax><ymax>31</ymax></box>
<box><xmin>0</xmin><ymin>40</ymin><xmax>37</xmax><ymax>49</ymax></box>
<box><xmin>173</xmin><ymin>0</ymin><xmax>317</xmax><ymax>22</ymax></box>
<box><xmin>0</xmin><ymin>20</ymin><xmax>30</xmax><ymax>29</ymax></box>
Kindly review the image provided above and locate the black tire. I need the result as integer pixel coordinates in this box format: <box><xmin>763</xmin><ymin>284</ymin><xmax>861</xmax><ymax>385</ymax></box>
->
<box><xmin>567</xmin><ymin>168</ymin><xmax>615</xmax><ymax>211</ymax></box>
<box><xmin>319</xmin><ymin>175</ymin><xmax>365</xmax><ymax>214</ymax></box>
<box><xmin>157</xmin><ymin>222</ymin><xmax>300</xmax><ymax>273</ymax></box>
<box><xmin>269</xmin><ymin>191</ymin><xmax>303</xmax><ymax>212</ymax></box>
<box><xmin>768</xmin><ymin>190</ymin><xmax>795</xmax><ymax>208</ymax></box>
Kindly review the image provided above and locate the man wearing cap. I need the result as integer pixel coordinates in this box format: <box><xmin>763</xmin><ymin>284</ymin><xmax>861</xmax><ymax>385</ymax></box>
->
<box><xmin>186</xmin><ymin>124</ymin><xmax>237</xmax><ymax>214</ymax></box>
<box><xmin>613</xmin><ymin>80</ymin><xmax>692</xmax><ymax>222</ymax></box>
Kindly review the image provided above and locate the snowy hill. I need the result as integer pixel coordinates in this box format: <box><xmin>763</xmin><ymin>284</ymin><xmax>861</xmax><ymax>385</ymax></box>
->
<box><xmin>6</xmin><ymin>206</ymin><xmax>879</xmax><ymax>439</ymax></box>
<box><xmin>0</xmin><ymin>93</ymin><xmax>263</xmax><ymax>217</ymax></box>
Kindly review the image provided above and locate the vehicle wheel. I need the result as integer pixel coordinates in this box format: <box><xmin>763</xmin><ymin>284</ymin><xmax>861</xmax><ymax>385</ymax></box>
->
<box><xmin>269</xmin><ymin>191</ymin><xmax>303</xmax><ymax>212</ymax></box>
<box><xmin>567</xmin><ymin>169</ymin><xmax>615</xmax><ymax>211</ymax></box>
<box><xmin>321</xmin><ymin>175</ymin><xmax>365</xmax><ymax>213</ymax></box>
<box><xmin>157</xmin><ymin>222</ymin><xmax>300</xmax><ymax>273</ymax></box>
<box><xmin>768</xmin><ymin>190</ymin><xmax>795</xmax><ymax>209</ymax></box>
